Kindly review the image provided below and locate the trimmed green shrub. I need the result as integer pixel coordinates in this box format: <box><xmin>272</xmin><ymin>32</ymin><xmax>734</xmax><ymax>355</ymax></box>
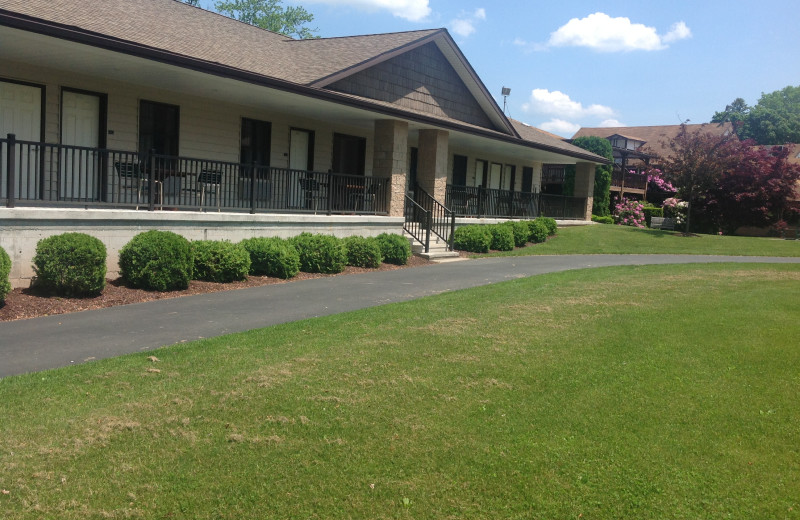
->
<box><xmin>535</xmin><ymin>217</ymin><xmax>558</xmax><ymax>236</ymax></box>
<box><xmin>32</xmin><ymin>233</ymin><xmax>106</xmax><ymax>296</ymax></box>
<box><xmin>527</xmin><ymin>219</ymin><xmax>549</xmax><ymax>244</ymax></box>
<box><xmin>192</xmin><ymin>240</ymin><xmax>250</xmax><ymax>283</ymax></box>
<box><xmin>241</xmin><ymin>237</ymin><xmax>300</xmax><ymax>279</ymax></box>
<box><xmin>291</xmin><ymin>233</ymin><xmax>348</xmax><ymax>274</ymax></box>
<box><xmin>592</xmin><ymin>215</ymin><xmax>614</xmax><ymax>224</ymax></box>
<box><xmin>344</xmin><ymin>236</ymin><xmax>382</xmax><ymax>268</ymax></box>
<box><xmin>375</xmin><ymin>233</ymin><xmax>412</xmax><ymax>265</ymax></box>
<box><xmin>453</xmin><ymin>225</ymin><xmax>491</xmax><ymax>253</ymax></box>
<box><xmin>119</xmin><ymin>230</ymin><xmax>193</xmax><ymax>291</ymax></box>
<box><xmin>506</xmin><ymin>221</ymin><xmax>530</xmax><ymax>248</ymax></box>
<box><xmin>488</xmin><ymin>224</ymin><xmax>514</xmax><ymax>251</ymax></box>
<box><xmin>643</xmin><ymin>206</ymin><xmax>664</xmax><ymax>228</ymax></box>
<box><xmin>0</xmin><ymin>246</ymin><xmax>11</xmax><ymax>304</ymax></box>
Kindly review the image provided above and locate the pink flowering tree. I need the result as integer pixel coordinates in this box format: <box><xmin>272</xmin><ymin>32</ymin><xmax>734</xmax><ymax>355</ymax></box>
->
<box><xmin>613</xmin><ymin>198</ymin><xmax>646</xmax><ymax>228</ymax></box>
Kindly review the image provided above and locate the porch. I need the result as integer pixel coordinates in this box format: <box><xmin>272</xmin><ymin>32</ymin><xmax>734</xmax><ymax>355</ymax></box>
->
<box><xmin>1</xmin><ymin>135</ymin><xmax>390</xmax><ymax>216</ymax></box>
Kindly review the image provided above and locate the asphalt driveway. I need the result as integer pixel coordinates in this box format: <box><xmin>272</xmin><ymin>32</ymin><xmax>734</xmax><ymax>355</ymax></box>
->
<box><xmin>1</xmin><ymin>254</ymin><xmax>798</xmax><ymax>377</ymax></box>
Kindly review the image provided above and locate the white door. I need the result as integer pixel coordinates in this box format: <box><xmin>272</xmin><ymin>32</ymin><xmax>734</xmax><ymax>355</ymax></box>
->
<box><xmin>288</xmin><ymin>129</ymin><xmax>311</xmax><ymax>207</ymax></box>
<box><xmin>0</xmin><ymin>81</ymin><xmax>42</xmax><ymax>199</ymax></box>
<box><xmin>488</xmin><ymin>163</ymin><xmax>502</xmax><ymax>189</ymax></box>
<box><xmin>289</xmin><ymin>129</ymin><xmax>310</xmax><ymax>171</ymax></box>
<box><xmin>502</xmin><ymin>165</ymin><xmax>513</xmax><ymax>191</ymax></box>
<box><xmin>61</xmin><ymin>90</ymin><xmax>101</xmax><ymax>200</ymax></box>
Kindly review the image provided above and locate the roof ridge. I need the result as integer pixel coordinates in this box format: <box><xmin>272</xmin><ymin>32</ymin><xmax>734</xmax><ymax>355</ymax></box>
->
<box><xmin>288</xmin><ymin>28</ymin><xmax>444</xmax><ymax>43</ymax></box>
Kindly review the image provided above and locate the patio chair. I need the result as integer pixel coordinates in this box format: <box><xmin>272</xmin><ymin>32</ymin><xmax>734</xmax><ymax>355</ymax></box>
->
<box><xmin>197</xmin><ymin>169</ymin><xmax>222</xmax><ymax>211</ymax></box>
<box><xmin>114</xmin><ymin>161</ymin><xmax>161</xmax><ymax>210</ymax></box>
<box><xmin>299</xmin><ymin>177</ymin><xmax>324</xmax><ymax>214</ymax></box>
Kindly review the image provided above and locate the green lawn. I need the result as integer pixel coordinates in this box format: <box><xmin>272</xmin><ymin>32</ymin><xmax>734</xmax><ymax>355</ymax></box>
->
<box><xmin>485</xmin><ymin>223</ymin><xmax>800</xmax><ymax>257</ymax></box>
<box><xmin>2</xmin><ymin>263</ymin><xmax>799</xmax><ymax>519</ymax></box>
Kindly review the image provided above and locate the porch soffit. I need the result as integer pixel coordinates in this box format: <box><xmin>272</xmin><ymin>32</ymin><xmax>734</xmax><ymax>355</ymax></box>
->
<box><xmin>0</xmin><ymin>25</ymin><xmax>603</xmax><ymax>165</ymax></box>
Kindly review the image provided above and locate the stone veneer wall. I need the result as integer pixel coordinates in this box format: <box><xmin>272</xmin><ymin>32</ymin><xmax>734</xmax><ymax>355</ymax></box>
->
<box><xmin>328</xmin><ymin>43</ymin><xmax>495</xmax><ymax>130</ymax></box>
<box><xmin>0</xmin><ymin>208</ymin><xmax>404</xmax><ymax>288</ymax></box>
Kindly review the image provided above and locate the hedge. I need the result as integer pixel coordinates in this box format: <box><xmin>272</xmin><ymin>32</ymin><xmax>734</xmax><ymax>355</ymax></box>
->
<box><xmin>453</xmin><ymin>225</ymin><xmax>491</xmax><ymax>253</ymax></box>
<box><xmin>119</xmin><ymin>230</ymin><xmax>193</xmax><ymax>291</ymax></box>
<box><xmin>192</xmin><ymin>240</ymin><xmax>251</xmax><ymax>283</ymax></box>
<box><xmin>241</xmin><ymin>237</ymin><xmax>300</xmax><ymax>279</ymax></box>
<box><xmin>0</xmin><ymin>246</ymin><xmax>11</xmax><ymax>304</ymax></box>
<box><xmin>375</xmin><ymin>233</ymin><xmax>411</xmax><ymax>265</ymax></box>
<box><xmin>292</xmin><ymin>233</ymin><xmax>348</xmax><ymax>274</ymax></box>
<box><xmin>344</xmin><ymin>236</ymin><xmax>383</xmax><ymax>268</ymax></box>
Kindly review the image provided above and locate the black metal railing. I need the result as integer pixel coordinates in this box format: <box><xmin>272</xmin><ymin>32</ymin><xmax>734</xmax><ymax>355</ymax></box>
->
<box><xmin>539</xmin><ymin>194</ymin><xmax>587</xmax><ymax>220</ymax></box>
<box><xmin>1</xmin><ymin>134</ymin><xmax>389</xmax><ymax>215</ymax></box>
<box><xmin>611</xmin><ymin>168</ymin><xmax>648</xmax><ymax>190</ymax></box>
<box><xmin>445</xmin><ymin>184</ymin><xmax>540</xmax><ymax>218</ymax></box>
<box><xmin>403</xmin><ymin>194</ymin><xmax>430</xmax><ymax>252</ymax></box>
<box><xmin>413</xmin><ymin>185</ymin><xmax>454</xmax><ymax>250</ymax></box>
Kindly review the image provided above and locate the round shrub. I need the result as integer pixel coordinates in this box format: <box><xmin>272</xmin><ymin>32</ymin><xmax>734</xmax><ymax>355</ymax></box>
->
<box><xmin>375</xmin><ymin>233</ymin><xmax>411</xmax><ymax>265</ymax></box>
<box><xmin>241</xmin><ymin>237</ymin><xmax>300</xmax><ymax>279</ymax></box>
<box><xmin>0</xmin><ymin>246</ymin><xmax>11</xmax><ymax>304</ymax></box>
<box><xmin>192</xmin><ymin>240</ymin><xmax>250</xmax><ymax>283</ymax></box>
<box><xmin>344</xmin><ymin>236</ymin><xmax>382</xmax><ymax>268</ymax></box>
<box><xmin>527</xmin><ymin>219</ymin><xmax>549</xmax><ymax>244</ymax></box>
<box><xmin>32</xmin><ymin>233</ymin><xmax>106</xmax><ymax>296</ymax></box>
<box><xmin>535</xmin><ymin>217</ymin><xmax>558</xmax><ymax>236</ymax></box>
<box><xmin>488</xmin><ymin>224</ymin><xmax>514</xmax><ymax>251</ymax></box>
<box><xmin>453</xmin><ymin>225</ymin><xmax>491</xmax><ymax>253</ymax></box>
<box><xmin>119</xmin><ymin>230</ymin><xmax>193</xmax><ymax>291</ymax></box>
<box><xmin>506</xmin><ymin>221</ymin><xmax>530</xmax><ymax>248</ymax></box>
<box><xmin>291</xmin><ymin>233</ymin><xmax>347</xmax><ymax>274</ymax></box>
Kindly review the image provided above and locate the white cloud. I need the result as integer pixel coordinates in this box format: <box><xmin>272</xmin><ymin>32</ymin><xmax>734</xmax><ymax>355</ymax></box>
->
<box><xmin>546</xmin><ymin>12</ymin><xmax>691</xmax><ymax>52</ymax></box>
<box><xmin>301</xmin><ymin>0</ymin><xmax>431</xmax><ymax>22</ymax></box>
<box><xmin>539</xmin><ymin>119</ymin><xmax>581</xmax><ymax>137</ymax></box>
<box><xmin>598</xmin><ymin>119</ymin><xmax>624</xmax><ymax>127</ymax></box>
<box><xmin>449</xmin><ymin>8</ymin><xmax>487</xmax><ymax>38</ymax></box>
<box><xmin>522</xmin><ymin>89</ymin><xmax>615</xmax><ymax>119</ymax></box>
<box><xmin>663</xmin><ymin>21</ymin><xmax>692</xmax><ymax>43</ymax></box>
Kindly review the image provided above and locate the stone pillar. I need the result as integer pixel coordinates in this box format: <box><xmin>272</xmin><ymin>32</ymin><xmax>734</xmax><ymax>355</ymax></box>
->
<box><xmin>574</xmin><ymin>162</ymin><xmax>596</xmax><ymax>221</ymax></box>
<box><xmin>417</xmin><ymin>129</ymin><xmax>449</xmax><ymax>202</ymax></box>
<box><xmin>372</xmin><ymin>120</ymin><xmax>409</xmax><ymax>217</ymax></box>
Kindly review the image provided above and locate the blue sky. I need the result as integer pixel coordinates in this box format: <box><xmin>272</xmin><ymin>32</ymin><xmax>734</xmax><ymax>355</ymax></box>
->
<box><xmin>195</xmin><ymin>0</ymin><xmax>799</xmax><ymax>137</ymax></box>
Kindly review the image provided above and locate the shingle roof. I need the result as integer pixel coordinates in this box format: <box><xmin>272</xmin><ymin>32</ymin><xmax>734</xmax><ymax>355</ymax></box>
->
<box><xmin>2</xmin><ymin>0</ymin><xmax>441</xmax><ymax>85</ymax></box>
<box><xmin>511</xmin><ymin>120</ymin><xmax>607</xmax><ymax>162</ymax></box>
<box><xmin>572</xmin><ymin>123</ymin><xmax>734</xmax><ymax>159</ymax></box>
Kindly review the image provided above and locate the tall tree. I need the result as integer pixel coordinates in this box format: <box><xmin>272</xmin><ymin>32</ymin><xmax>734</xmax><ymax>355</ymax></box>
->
<box><xmin>711</xmin><ymin>97</ymin><xmax>749</xmax><ymax>135</ymax></box>
<box><xmin>740</xmin><ymin>85</ymin><xmax>800</xmax><ymax>145</ymax></box>
<box><xmin>658</xmin><ymin>125</ymin><xmax>741</xmax><ymax>234</ymax></box>
<box><xmin>214</xmin><ymin>0</ymin><xmax>317</xmax><ymax>39</ymax></box>
<box><xmin>570</xmin><ymin>136</ymin><xmax>613</xmax><ymax>216</ymax></box>
<box><xmin>184</xmin><ymin>0</ymin><xmax>200</xmax><ymax>5</ymax></box>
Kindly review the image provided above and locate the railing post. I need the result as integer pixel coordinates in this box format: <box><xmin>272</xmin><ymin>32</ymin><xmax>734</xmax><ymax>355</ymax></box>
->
<box><xmin>425</xmin><ymin>209</ymin><xmax>431</xmax><ymax>254</ymax></box>
<box><xmin>326</xmin><ymin>171</ymin><xmax>333</xmax><ymax>216</ymax></box>
<box><xmin>148</xmin><ymin>149</ymin><xmax>156</xmax><ymax>211</ymax></box>
<box><xmin>5</xmin><ymin>134</ymin><xmax>16</xmax><ymax>208</ymax></box>
<box><xmin>250</xmin><ymin>161</ymin><xmax>256</xmax><ymax>214</ymax></box>
<box><xmin>449</xmin><ymin>211</ymin><xmax>456</xmax><ymax>251</ymax></box>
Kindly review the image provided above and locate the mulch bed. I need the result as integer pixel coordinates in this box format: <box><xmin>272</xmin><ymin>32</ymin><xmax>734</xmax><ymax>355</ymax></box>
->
<box><xmin>0</xmin><ymin>255</ymin><xmax>433</xmax><ymax>322</ymax></box>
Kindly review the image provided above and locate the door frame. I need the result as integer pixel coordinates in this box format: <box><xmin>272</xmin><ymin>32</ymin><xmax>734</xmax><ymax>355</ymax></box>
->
<box><xmin>0</xmin><ymin>77</ymin><xmax>46</xmax><ymax>142</ymax></box>
<box><xmin>60</xmin><ymin>87</ymin><xmax>108</xmax><ymax>200</ymax></box>
<box><xmin>289</xmin><ymin>127</ymin><xmax>315</xmax><ymax>171</ymax></box>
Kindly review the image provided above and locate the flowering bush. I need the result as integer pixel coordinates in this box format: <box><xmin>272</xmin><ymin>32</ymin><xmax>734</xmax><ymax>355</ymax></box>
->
<box><xmin>646</xmin><ymin>168</ymin><xmax>676</xmax><ymax>193</ymax></box>
<box><xmin>662</xmin><ymin>198</ymin><xmax>688</xmax><ymax>226</ymax></box>
<box><xmin>613</xmin><ymin>198</ymin><xmax>646</xmax><ymax>228</ymax></box>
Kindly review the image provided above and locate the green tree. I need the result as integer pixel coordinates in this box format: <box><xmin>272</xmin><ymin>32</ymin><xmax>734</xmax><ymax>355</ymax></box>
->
<box><xmin>570</xmin><ymin>136</ymin><xmax>614</xmax><ymax>216</ymax></box>
<box><xmin>214</xmin><ymin>0</ymin><xmax>317</xmax><ymax>39</ymax></box>
<box><xmin>658</xmin><ymin>125</ymin><xmax>741</xmax><ymax>234</ymax></box>
<box><xmin>711</xmin><ymin>97</ymin><xmax>749</xmax><ymax>136</ymax></box>
<box><xmin>184</xmin><ymin>0</ymin><xmax>200</xmax><ymax>6</ymax></box>
<box><xmin>740</xmin><ymin>85</ymin><xmax>800</xmax><ymax>144</ymax></box>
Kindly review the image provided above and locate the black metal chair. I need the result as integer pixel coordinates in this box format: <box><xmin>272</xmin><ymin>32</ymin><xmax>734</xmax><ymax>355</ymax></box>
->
<box><xmin>197</xmin><ymin>169</ymin><xmax>222</xmax><ymax>211</ymax></box>
<box><xmin>114</xmin><ymin>161</ymin><xmax>161</xmax><ymax>210</ymax></box>
<box><xmin>299</xmin><ymin>177</ymin><xmax>324</xmax><ymax>214</ymax></box>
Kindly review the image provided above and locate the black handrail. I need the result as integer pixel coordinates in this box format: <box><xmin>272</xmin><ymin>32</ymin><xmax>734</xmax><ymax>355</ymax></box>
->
<box><xmin>413</xmin><ymin>185</ymin><xmax>455</xmax><ymax>250</ymax></box>
<box><xmin>403</xmin><ymin>194</ymin><xmax>430</xmax><ymax>252</ymax></box>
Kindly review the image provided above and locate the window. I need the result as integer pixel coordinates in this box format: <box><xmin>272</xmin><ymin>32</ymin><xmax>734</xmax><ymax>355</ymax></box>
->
<box><xmin>475</xmin><ymin>159</ymin><xmax>488</xmax><ymax>187</ymax></box>
<box><xmin>521</xmin><ymin>166</ymin><xmax>533</xmax><ymax>193</ymax></box>
<box><xmin>240</xmin><ymin>118</ymin><xmax>271</xmax><ymax>178</ymax></box>
<box><xmin>452</xmin><ymin>154</ymin><xmax>467</xmax><ymax>186</ymax></box>
<box><xmin>332</xmin><ymin>133</ymin><xmax>366</xmax><ymax>175</ymax></box>
<box><xmin>139</xmin><ymin>100</ymin><xmax>179</xmax><ymax>157</ymax></box>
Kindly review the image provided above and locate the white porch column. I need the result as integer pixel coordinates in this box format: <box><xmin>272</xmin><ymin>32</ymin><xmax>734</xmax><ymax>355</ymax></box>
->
<box><xmin>417</xmin><ymin>129</ymin><xmax>449</xmax><ymax>202</ymax></box>
<box><xmin>372</xmin><ymin>120</ymin><xmax>409</xmax><ymax>217</ymax></box>
<box><xmin>574</xmin><ymin>162</ymin><xmax>596</xmax><ymax>221</ymax></box>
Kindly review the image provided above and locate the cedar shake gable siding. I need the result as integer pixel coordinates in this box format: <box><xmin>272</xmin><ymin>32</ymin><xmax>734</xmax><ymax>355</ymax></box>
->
<box><xmin>327</xmin><ymin>43</ymin><xmax>496</xmax><ymax>131</ymax></box>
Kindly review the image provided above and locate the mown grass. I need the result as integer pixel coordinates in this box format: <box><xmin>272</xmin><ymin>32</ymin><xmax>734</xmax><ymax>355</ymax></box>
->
<box><xmin>484</xmin><ymin>223</ymin><xmax>800</xmax><ymax>257</ymax></box>
<box><xmin>1</xmin><ymin>263</ymin><xmax>799</xmax><ymax>519</ymax></box>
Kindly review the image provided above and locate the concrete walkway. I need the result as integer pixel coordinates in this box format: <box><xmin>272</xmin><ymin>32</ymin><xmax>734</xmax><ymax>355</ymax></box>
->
<box><xmin>2</xmin><ymin>254</ymin><xmax>798</xmax><ymax>378</ymax></box>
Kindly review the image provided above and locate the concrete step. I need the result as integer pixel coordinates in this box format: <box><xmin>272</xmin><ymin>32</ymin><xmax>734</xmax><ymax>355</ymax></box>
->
<box><xmin>404</xmin><ymin>231</ymin><xmax>461</xmax><ymax>261</ymax></box>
